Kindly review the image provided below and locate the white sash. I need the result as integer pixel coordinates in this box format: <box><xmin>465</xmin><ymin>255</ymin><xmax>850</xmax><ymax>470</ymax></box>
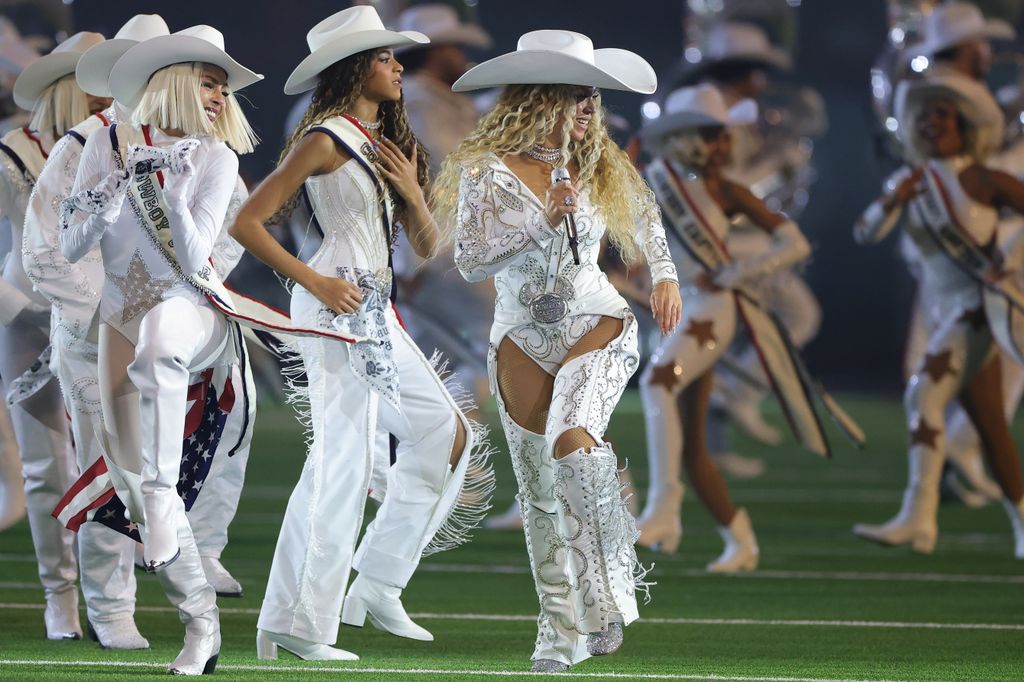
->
<box><xmin>916</xmin><ymin>164</ymin><xmax>1024</xmax><ymax>364</ymax></box>
<box><xmin>0</xmin><ymin>127</ymin><xmax>47</xmax><ymax>188</ymax></box>
<box><xmin>647</xmin><ymin>157</ymin><xmax>865</xmax><ymax>456</ymax></box>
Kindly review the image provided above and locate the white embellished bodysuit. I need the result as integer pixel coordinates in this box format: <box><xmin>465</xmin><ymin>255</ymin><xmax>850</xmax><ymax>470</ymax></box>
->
<box><xmin>455</xmin><ymin>154</ymin><xmax>677</xmax><ymax>374</ymax></box>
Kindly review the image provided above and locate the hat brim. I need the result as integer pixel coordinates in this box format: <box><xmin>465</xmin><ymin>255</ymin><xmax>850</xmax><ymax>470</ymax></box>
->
<box><xmin>678</xmin><ymin>47</ymin><xmax>792</xmax><ymax>85</ymax></box>
<box><xmin>110</xmin><ymin>34</ymin><xmax>263</xmax><ymax>109</ymax></box>
<box><xmin>398</xmin><ymin>25</ymin><xmax>492</xmax><ymax>51</ymax></box>
<box><xmin>452</xmin><ymin>47</ymin><xmax>657</xmax><ymax>94</ymax></box>
<box><xmin>76</xmin><ymin>38</ymin><xmax>136</xmax><ymax>97</ymax></box>
<box><xmin>13</xmin><ymin>52</ymin><xmax>81</xmax><ymax>110</ymax></box>
<box><xmin>910</xmin><ymin>18</ymin><xmax>1017</xmax><ymax>57</ymax></box>
<box><xmin>284</xmin><ymin>29</ymin><xmax>429</xmax><ymax>95</ymax></box>
<box><xmin>640</xmin><ymin>98</ymin><xmax>758</xmax><ymax>140</ymax></box>
<box><xmin>893</xmin><ymin>76</ymin><xmax>1003</xmax><ymax>155</ymax></box>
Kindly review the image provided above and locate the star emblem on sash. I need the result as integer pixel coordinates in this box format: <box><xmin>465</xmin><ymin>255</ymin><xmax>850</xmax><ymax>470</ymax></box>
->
<box><xmin>920</xmin><ymin>350</ymin><xmax>956</xmax><ymax>383</ymax></box>
<box><xmin>958</xmin><ymin>307</ymin><xmax>986</xmax><ymax>331</ymax></box>
<box><xmin>685</xmin><ymin>318</ymin><xmax>717</xmax><ymax>349</ymax></box>
<box><xmin>909</xmin><ymin>416</ymin><xmax>940</xmax><ymax>449</ymax></box>
<box><xmin>107</xmin><ymin>250</ymin><xmax>176</xmax><ymax>324</ymax></box>
<box><xmin>648</xmin><ymin>362</ymin><xmax>684</xmax><ymax>392</ymax></box>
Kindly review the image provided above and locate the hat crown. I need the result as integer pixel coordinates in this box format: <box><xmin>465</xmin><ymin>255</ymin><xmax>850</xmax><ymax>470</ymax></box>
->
<box><xmin>174</xmin><ymin>25</ymin><xmax>226</xmax><ymax>51</ymax></box>
<box><xmin>53</xmin><ymin>31</ymin><xmax>105</xmax><ymax>56</ymax></box>
<box><xmin>114</xmin><ymin>14</ymin><xmax>170</xmax><ymax>42</ymax></box>
<box><xmin>397</xmin><ymin>4</ymin><xmax>461</xmax><ymax>35</ymax></box>
<box><xmin>307</xmin><ymin>6</ymin><xmax>387</xmax><ymax>52</ymax></box>
<box><xmin>705</xmin><ymin>22</ymin><xmax>773</xmax><ymax>59</ymax></box>
<box><xmin>926</xmin><ymin>1</ymin><xmax>986</xmax><ymax>38</ymax></box>
<box><xmin>664</xmin><ymin>84</ymin><xmax>729</xmax><ymax>120</ymax></box>
<box><xmin>518</xmin><ymin>30</ymin><xmax>595</xmax><ymax>64</ymax></box>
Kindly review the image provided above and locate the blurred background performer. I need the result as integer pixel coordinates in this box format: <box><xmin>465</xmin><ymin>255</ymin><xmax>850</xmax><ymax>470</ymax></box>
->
<box><xmin>1</xmin><ymin>30</ymin><xmax>107</xmax><ymax>641</ymax></box>
<box><xmin>637</xmin><ymin>84</ymin><xmax>812</xmax><ymax>569</ymax></box>
<box><xmin>436</xmin><ymin>29</ymin><xmax>682</xmax><ymax>672</ymax></box>
<box><xmin>852</xmin><ymin>70</ymin><xmax>1024</xmax><ymax>559</ymax></box>
<box><xmin>59</xmin><ymin>24</ymin><xmax>262</xmax><ymax>673</ymax></box>
<box><xmin>229</xmin><ymin>6</ymin><xmax>491</xmax><ymax>662</ymax></box>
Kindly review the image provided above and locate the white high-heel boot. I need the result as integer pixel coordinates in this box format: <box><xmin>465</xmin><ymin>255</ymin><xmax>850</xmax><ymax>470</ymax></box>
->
<box><xmin>44</xmin><ymin>588</ymin><xmax>82</xmax><ymax>640</ymax></box>
<box><xmin>1003</xmin><ymin>497</ymin><xmax>1024</xmax><ymax>559</ymax></box>
<box><xmin>88</xmin><ymin>618</ymin><xmax>149</xmax><ymax>650</ymax></box>
<box><xmin>341</xmin><ymin>574</ymin><xmax>433</xmax><ymax>641</ymax></box>
<box><xmin>707</xmin><ymin>508</ymin><xmax>759</xmax><ymax>573</ymax></box>
<box><xmin>156</xmin><ymin>523</ymin><xmax>219</xmax><ymax>675</ymax></box>
<box><xmin>636</xmin><ymin>481</ymin><xmax>684</xmax><ymax>553</ymax></box>
<box><xmin>853</xmin><ymin>448</ymin><xmax>943</xmax><ymax>554</ymax></box>
<box><xmin>142</xmin><ymin>490</ymin><xmax>182</xmax><ymax>571</ymax></box>
<box><xmin>256</xmin><ymin>630</ymin><xmax>358</xmax><ymax>661</ymax></box>
<box><xmin>556</xmin><ymin>447</ymin><xmax>642</xmax><ymax>657</ymax></box>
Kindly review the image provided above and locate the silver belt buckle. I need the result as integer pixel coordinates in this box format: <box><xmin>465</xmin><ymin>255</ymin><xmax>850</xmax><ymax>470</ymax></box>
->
<box><xmin>528</xmin><ymin>292</ymin><xmax>569</xmax><ymax>324</ymax></box>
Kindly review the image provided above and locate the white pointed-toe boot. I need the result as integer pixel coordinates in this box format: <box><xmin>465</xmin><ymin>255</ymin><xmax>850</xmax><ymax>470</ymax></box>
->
<box><xmin>707</xmin><ymin>508</ymin><xmax>759</xmax><ymax>573</ymax></box>
<box><xmin>201</xmin><ymin>557</ymin><xmax>243</xmax><ymax>598</ymax></box>
<box><xmin>44</xmin><ymin>588</ymin><xmax>82</xmax><ymax>640</ymax></box>
<box><xmin>256</xmin><ymin>630</ymin><xmax>358</xmax><ymax>661</ymax></box>
<box><xmin>142</xmin><ymin>490</ymin><xmax>182</xmax><ymax>571</ymax></box>
<box><xmin>88</xmin><ymin>617</ymin><xmax>149</xmax><ymax>650</ymax></box>
<box><xmin>1003</xmin><ymin>497</ymin><xmax>1024</xmax><ymax>559</ymax></box>
<box><xmin>341</xmin><ymin>574</ymin><xmax>433</xmax><ymax>641</ymax></box>
<box><xmin>636</xmin><ymin>480</ymin><xmax>684</xmax><ymax>554</ymax></box>
<box><xmin>157</xmin><ymin>524</ymin><xmax>219</xmax><ymax>675</ymax></box>
<box><xmin>853</xmin><ymin>447</ymin><xmax>942</xmax><ymax>554</ymax></box>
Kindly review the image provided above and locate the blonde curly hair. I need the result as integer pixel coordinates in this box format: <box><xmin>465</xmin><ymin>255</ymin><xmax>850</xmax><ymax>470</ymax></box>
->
<box><xmin>432</xmin><ymin>83</ymin><xmax>659</xmax><ymax>264</ymax></box>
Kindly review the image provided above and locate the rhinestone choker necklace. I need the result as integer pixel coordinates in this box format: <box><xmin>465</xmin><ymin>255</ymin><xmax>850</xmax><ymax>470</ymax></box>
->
<box><xmin>354</xmin><ymin>116</ymin><xmax>382</xmax><ymax>131</ymax></box>
<box><xmin>526</xmin><ymin>143</ymin><xmax>561</xmax><ymax>165</ymax></box>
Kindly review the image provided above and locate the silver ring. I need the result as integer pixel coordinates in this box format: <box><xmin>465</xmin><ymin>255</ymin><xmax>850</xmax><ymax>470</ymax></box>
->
<box><xmin>564</xmin><ymin>195</ymin><xmax>575</xmax><ymax>206</ymax></box>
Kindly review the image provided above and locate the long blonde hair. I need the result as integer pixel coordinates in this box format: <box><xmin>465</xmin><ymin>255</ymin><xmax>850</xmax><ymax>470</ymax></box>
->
<box><xmin>432</xmin><ymin>84</ymin><xmax>658</xmax><ymax>264</ymax></box>
<box><xmin>29</xmin><ymin>74</ymin><xmax>90</xmax><ymax>137</ymax></box>
<box><xmin>132</xmin><ymin>62</ymin><xmax>258</xmax><ymax>154</ymax></box>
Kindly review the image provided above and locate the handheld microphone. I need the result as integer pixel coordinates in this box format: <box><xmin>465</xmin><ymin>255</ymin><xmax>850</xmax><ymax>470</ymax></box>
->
<box><xmin>550</xmin><ymin>167</ymin><xmax>580</xmax><ymax>265</ymax></box>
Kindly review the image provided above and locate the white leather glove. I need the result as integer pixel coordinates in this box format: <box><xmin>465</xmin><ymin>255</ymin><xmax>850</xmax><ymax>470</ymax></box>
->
<box><xmin>127</xmin><ymin>138</ymin><xmax>200</xmax><ymax>210</ymax></box>
<box><xmin>713</xmin><ymin>221</ymin><xmax>811</xmax><ymax>289</ymax></box>
<box><xmin>60</xmin><ymin>167</ymin><xmax>132</xmax><ymax>229</ymax></box>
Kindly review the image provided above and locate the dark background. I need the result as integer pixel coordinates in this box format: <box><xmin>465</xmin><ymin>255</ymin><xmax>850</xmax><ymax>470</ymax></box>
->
<box><xmin>15</xmin><ymin>0</ymin><xmax>1024</xmax><ymax>390</ymax></box>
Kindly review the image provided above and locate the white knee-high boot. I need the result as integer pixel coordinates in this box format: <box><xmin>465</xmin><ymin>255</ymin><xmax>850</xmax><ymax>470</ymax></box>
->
<box><xmin>638</xmin><ymin>368</ymin><xmax>684</xmax><ymax>553</ymax></box>
<box><xmin>554</xmin><ymin>445</ymin><xmax>643</xmax><ymax>656</ymax></box>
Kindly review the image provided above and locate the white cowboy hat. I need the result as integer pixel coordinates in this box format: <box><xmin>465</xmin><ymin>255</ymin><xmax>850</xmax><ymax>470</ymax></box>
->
<box><xmin>640</xmin><ymin>84</ymin><xmax>757</xmax><ymax>140</ymax></box>
<box><xmin>452</xmin><ymin>29</ymin><xmax>657</xmax><ymax>94</ymax></box>
<box><xmin>909</xmin><ymin>1</ymin><xmax>1015</xmax><ymax>57</ymax></box>
<box><xmin>13</xmin><ymin>31</ymin><xmax>105</xmax><ymax>110</ymax></box>
<box><xmin>109</xmin><ymin>25</ymin><xmax>263</xmax><ymax>109</ymax></box>
<box><xmin>76</xmin><ymin>14</ymin><xmax>170</xmax><ymax>98</ymax></box>
<box><xmin>395</xmin><ymin>4</ymin><xmax>491</xmax><ymax>50</ymax></box>
<box><xmin>680</xmin><ymin>22</ymin><xmax>792</xmax><ymax>84</ymax></box>
<box><xmin>285</xmin><ymin>6</ymin><xmax>429</xmax><ymax>95</ymax></box>
<box><xmin>893</xmin><ymin>72</ymin><xmax>1003</xmax><ymax>158</ymax></box>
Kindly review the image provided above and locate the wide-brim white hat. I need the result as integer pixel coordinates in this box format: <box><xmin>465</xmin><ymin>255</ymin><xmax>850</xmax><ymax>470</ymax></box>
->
<box><xmin>285</xmin><ymin>6</ymin><xmax>429</xmax><ymax>95</ymax></box>
<box><xmin>13</xmin><ymin>31</ymin><xmax>105</xmax><ymax>110</ymax></box>
<box><xmin>452</xmin><ymin>29</ymin><xmax>657</xmax><ymax>94</ymax></box>
<box><xmin>76</xmin><ymin>14</ymin><xmax>170</xmax><ymax>98</ymax></box>
<box><xmin>110</xmin><ymin>25</ymin><xmax>263</xmax><ymax>109</ymax></box>
<box><xmin>893</xmin><ymin>72</ymin><xmax>1003</xmax><ymax>157</ymax></box>
<box><xmin>640</xmin><ymin>84</ymin><xmax>757</xmax><ymax>140</ymax></box>
<box><xmin>909</xmin><ymin>1</ymin><xmax>1015</xmax><ymax>57</ymax></box>
<box><xmin>680</xmin><ymin>22</ymin><xmax>792</xmax><ymax>85</ymax></box>
<box><xmin>395</xmin><ymin>4</ymin><xmax>492</xmax><ymax>49</ymax></box>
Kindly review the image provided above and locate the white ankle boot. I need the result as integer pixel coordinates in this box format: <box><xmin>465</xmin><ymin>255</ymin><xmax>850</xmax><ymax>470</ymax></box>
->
<box><xmin>707</xmin><ymin>508</ymin><xmax>759</xmax><ymax>573</ymax></box>
<box><xmin>636</xmin><ymin>482</ymin><xmax>684</xmax><ymax>553</ymax></box>
<box><xmin>256</xmin><ymin>629</ymin><xmax>358</xmax><ymax>661</ymax></box>
<box><xmin>1003</xmin><ymin>497</ymin><xmax>1024</xmax><ymax>559</ymax></box>
<box><xmin>484</xmin><ymin>500</ymin><xmax>524</xmax><ymax>530</ymax></box>
<box><xmin>168</xmin><ymin>609</ymin><xmax>220</xmax><ymax>675</ymax></box>
<box><xmin>341</xmin><ymin>575</ymin><xmax>433</xmax><ymax>641</ymax></box>
<box><xmin>201</xmin><ymin>557</ymin><xmax>243</xmax><ymax>597</ymax></box>
<box><xmin>89</xmin><ymin>618</ymin><xmax>149</xmax><ymax>649</ymax></box>
<box><xmin>853</xmin><ymin>449</ymin><xmax>941</xmax><ymax>554</ymax></box>
<box><xmin>44</xmin><ymin>588</ymin><xmax>82</xmax><ymax>640</ymax></box>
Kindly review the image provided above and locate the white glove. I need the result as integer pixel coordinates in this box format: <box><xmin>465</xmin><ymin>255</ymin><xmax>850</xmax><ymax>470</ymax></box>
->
<box><xmin>128</xmin><ymin>138</ymin><xmax>200</xmax><ymax>210</ymax></box>
<box><xmin>713</xmin><ymin>221</ymin><xmax>811</xmax><ymax>289</ymax></box>
<box><xmin>60</xmin><ymin>167</ymin><xmax>132</xmax><ymax>228</ymax></box>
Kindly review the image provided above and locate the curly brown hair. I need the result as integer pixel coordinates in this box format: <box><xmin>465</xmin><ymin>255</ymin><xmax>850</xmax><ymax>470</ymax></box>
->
<box><xmin>274</xmin><ymin>49</ymin><xmax>430</xmax><ymax>224</ymax></box>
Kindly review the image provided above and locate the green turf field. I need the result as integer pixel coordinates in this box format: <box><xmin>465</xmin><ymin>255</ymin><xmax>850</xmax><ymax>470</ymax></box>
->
<box><xmin>0</xmin><ymin>393</ymin><xmax>1021</xmax><ymax>681</ymax></box>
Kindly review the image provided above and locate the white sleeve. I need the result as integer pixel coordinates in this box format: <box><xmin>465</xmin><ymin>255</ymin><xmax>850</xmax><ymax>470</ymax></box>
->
<box><xmin>635</xmin><ymin>201</ymin><xmax>678</xmax><ymax>285</ymax></box>
<box><xmin>59</xmin><ymin>128</ymin><xmax>115</xmax><ymax>263</ymax></box>
<box><xmin>163</xmin><ymin>144</ymin><xmax>239</xmax><ymax>275</ymax></box>
<box><xmin>210</xmin><ymin>175</ymin><xmax>248</xmax><ymax>279</ymax></box>
<box><xmin>854</xmin><ymin>167</ymin><xmax>911</xmax><ymax>245</ymax></box>
<box><xmin>453</xmin><ymin>166</ymin><xmax>557</xmax><ymax>282</ymax></box>
<box><xmin>0</xmin><ymin>170</ymin><xmax>34</xmax><ymax>324</ymax></box>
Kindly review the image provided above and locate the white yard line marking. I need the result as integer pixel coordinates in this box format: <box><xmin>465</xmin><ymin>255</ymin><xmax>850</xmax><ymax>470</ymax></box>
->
<box><xmin>0</xmin><ymin>604</ymin><xmax>1020</xmax><ymax>631</ymax></box>
<box><xmin>0</xmin><ymin>659</ymin><xmax>912</xmax><ymax>681</ymax></box>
